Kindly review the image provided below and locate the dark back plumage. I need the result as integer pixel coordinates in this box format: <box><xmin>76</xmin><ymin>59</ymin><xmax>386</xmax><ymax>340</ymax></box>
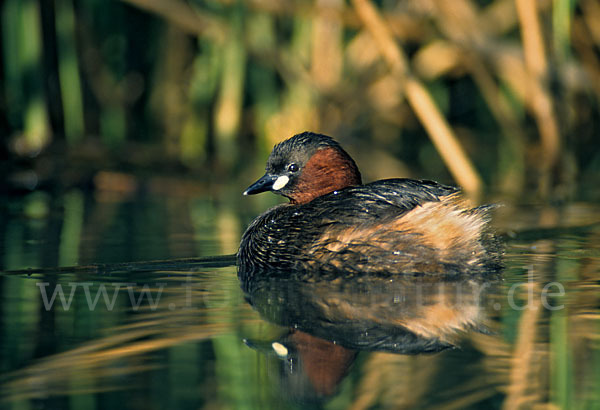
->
<box><xmin>238</xmin><ymin>178</ymin><xmax>501</xmax><ymax>282</ymax></box>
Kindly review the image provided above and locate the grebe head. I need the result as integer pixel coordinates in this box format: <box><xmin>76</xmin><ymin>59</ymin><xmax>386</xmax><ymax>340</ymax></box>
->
<box><xmin>244</xmin><ymin>132</ymin><xmax>362</xmax><ymax>204</ymax></box>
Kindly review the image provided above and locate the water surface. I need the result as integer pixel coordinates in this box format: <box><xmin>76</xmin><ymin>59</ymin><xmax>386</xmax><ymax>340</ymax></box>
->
<box><xmin>0</xmin><ymin>191</ymin><xmax>599</xmax><ymax>409</ymax></box>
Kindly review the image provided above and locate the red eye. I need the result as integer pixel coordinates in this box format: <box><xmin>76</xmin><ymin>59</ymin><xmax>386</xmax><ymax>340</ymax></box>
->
<box><xmin>288</xmin><ymin>163</ymin><xmax>299</xmax><ymax>173</ymax></box>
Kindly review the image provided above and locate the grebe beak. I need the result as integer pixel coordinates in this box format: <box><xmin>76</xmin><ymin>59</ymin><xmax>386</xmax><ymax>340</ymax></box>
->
<box><xmin>243</xmin><ymin>173</ymin><xmax>278</xmax><ymax>195</ymax></box>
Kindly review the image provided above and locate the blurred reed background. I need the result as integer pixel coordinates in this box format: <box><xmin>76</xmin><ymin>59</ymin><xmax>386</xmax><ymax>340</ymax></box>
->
<box><xmin>0</xmin><ymin>0</ymin><xmax>599</xmax><ymax>199</ymax></box>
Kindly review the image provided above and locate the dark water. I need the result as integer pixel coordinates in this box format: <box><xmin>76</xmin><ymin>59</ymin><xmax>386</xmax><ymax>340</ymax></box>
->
<box><xmin>0</xmin><ymin>191</ymin><xmax>599</xmax><ymax>409</ymax></box>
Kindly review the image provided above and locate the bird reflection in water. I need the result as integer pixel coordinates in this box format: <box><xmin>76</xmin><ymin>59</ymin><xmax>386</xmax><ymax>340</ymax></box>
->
<box><xmin>239</xmin><ymin>267</ymin><xmax>500</xmax><ymax>404</ymax></box>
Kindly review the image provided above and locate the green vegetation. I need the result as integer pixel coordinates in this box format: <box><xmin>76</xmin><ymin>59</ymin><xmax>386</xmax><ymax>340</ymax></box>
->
<box><xmin>1</xmin><ymin>0</ymin><xmax>599</xmax><ymax>200</ymax></box>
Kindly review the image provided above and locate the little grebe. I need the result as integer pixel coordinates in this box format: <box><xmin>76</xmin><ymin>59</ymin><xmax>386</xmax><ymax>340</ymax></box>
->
<box><xmin>238</xmin><ymin>132</ymin><xmax>500</xmax><ymax>276</ymax></box>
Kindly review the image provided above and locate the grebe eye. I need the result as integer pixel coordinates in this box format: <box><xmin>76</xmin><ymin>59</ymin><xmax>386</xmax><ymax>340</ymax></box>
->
<box><xmin>287</xmin><ymin>163</ymin><xmax>299</xmax><ymax>173</ymax></box>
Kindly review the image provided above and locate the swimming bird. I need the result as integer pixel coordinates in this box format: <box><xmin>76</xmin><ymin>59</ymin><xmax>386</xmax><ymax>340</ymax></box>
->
<box><xmin>238</xmin><ymin>132</ymin><xmax>500</xmax><ymax>277</ymax></box>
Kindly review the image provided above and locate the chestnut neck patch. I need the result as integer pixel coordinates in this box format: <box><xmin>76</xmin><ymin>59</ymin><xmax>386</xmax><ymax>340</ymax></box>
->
<box><xmin>289</xmin><ymin>147</ymin><xmax>362</xmax><ymax>204</ymax></box>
